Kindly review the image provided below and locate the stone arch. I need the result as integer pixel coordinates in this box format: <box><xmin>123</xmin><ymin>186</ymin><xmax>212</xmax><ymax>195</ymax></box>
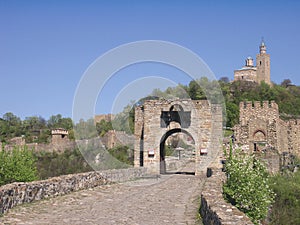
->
<box><xmin>134</xmin><ymin>99</ymin><xmax>223</xmax><ymax>175</ymax></box>
<box><xmin>253</xmin><ymin>129</ymin><xmax>266</xmax><ymax>141</ymax></box>
<box><xmin>169</xmin><ymin>104</ymin><xmax>184</xmax><ymax>112</ymax></box>
<box><xmin>253</xmin><ymin>129</ymin><xmax>267</xmax><ymax>151</ymax></box>
<box><xmin>159</xmin><ymin>128</ymin><xmax>195</xmax><ymax>174</ymax></box>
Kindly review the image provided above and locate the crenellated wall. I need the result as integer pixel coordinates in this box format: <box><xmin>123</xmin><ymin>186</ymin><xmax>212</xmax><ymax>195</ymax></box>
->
<box><xmin>234</xmin><ymin>101</ymin><xmax>300</xmax><ymax>158</ymax></box>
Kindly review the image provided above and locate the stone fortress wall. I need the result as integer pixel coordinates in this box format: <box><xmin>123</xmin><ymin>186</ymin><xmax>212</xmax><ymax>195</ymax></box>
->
<box><xmin>94</xmin><ymin>114</ymin><xmax>114</xmax><ymax>124</ymax></box>
<box><xmin>234</xmin><ymin>100</ymin><xmax>300</xmax><ymax>158</ymax></box>
<box><xmin>0</xmin><ymin>128</ymin><xmax>76</xmax><ymax>153</ymax></box>
<box><xmin>0</xmin><ymin>127</ymin><xmax>135</xmax><ymax>153</ymax></box>
<box><xmin>101</xmin><ymin>130</ymin><xmax>134</xmax><ymax>149</ymax></box>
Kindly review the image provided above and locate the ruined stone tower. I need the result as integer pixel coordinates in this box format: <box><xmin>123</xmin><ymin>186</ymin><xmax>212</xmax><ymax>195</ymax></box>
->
<box><xmin>134</xmin><ymin>99</ymin><xmax>223</xmax><ymax>175</ymax></box>
<box><xmin>51</xmin><ymin>128</ymin><xmax>69</xmax><ymax>144</ymax></box>
<box><xmin>256</xmin><ymin>40</ymin><xmax>271</xmax><ymax>85</ymax></box>
<box><xmin>234</xmin><ymin>101</ymin><xmax>300</xmax><ymax>158</ymax></box>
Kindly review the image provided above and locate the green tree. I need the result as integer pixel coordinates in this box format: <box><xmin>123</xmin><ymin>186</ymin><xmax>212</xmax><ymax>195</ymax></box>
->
<box><xmin>74</xmin><ymin>118</ymin><xmax>98</xmax><ymax>139</ymax></box>
<box><xmin>34</xmin><ymin>148</ymin><xmax>92</xmax><ymax>179</ymax></box>
<box><xmin>0</xmin><ymin>145</ymin><xmax>38</xmax><ymax>185</ymax></box>
<box><xmin>223</xmin><ymin>145</ymin><xmax>275</xmax><ymax>224</ymax></box>
<box><xmin>225</xmin><ymin>102</ymin><xmax>239</xmax><ymax>127</ymax></box>
<box><xmin>280</xmin><ymin>78</ymin><xmax>292</xmax><ymax>88</ymax></box>
<box><xmin>112</xmin><ymin>103</ymin><xmax>135</xmax><ymax>134</ymax></box>
<box><xmin>108</xmin><ymin>145</ymin><xmax>133</xmax><ymax>165</ymax></box>
<box><xmin>47</xmin><ymin>114</ymin><xmax>63</xmax><ymax>128</ymax></box>
<box><xmin>188</xmin><ymin>80</ymin><xmax>205</xmax><ymax>100</ymax></box>
<box><xmin>0</xmin><ymin>112</ymin><xmax>22</xmax><ymax>141</ymax></box>
<box><xmin>22</xmin><ymin>116</ymin><xmax>48</xmax><ymax>143</ymax></box>
<box><xmin>96</xmin><ymin>119</ymin><xmax>113</xmax><ymax>136</ymax></box>
<box><xmin>48</xmin><ymin>114</ymin><xmax>73</xmax><ymax>130</ymax></box>
<box><xmin>269</xmin><ymin>170</ymin><xmax>300</xmax><ymax>225</ymax></box>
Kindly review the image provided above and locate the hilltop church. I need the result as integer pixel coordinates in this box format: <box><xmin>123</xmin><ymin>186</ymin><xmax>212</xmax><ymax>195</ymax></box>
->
<box><xmin>234</xmin><ymin>40</ymin><xmax>271</xmax><ymax>85</ymax></box>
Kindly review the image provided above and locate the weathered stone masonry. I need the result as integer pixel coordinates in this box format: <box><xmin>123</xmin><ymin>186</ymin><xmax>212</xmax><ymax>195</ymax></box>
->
<box><xmin>234</xmin><ymin>101</ymin><xmax>300</xmax><ymax>158</ymax></box>
<box><xmin>200</xmin><ymin>168</ymin><xmax>253</xmax><ymax>225</ymax></box>
<box><xmin>0</xmin><ymin>167</ymin><xmax>147</xmax><ymax>215</ymax></box>
<box><xmin>134</xmin><ymin>99</ymin><xmax>223</xmax><ymax>175</ymax></box>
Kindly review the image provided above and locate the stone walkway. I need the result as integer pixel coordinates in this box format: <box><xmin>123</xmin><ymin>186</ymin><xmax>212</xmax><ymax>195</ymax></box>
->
<box><xmin>0</xmin><ymin>172</ymin><xmax>205</xmax><ymax>225</ymax></box>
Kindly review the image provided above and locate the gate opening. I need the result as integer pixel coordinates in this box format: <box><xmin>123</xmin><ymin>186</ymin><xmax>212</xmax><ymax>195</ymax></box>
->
<box><xmin>160</xmin><ymin>128</ymin><xmax>195</xmax><ymax>175</ymax></box>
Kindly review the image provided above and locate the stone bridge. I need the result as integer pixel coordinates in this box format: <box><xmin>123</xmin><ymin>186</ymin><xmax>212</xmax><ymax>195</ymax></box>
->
<box><xmin>0</xmin><ymin>163</ymin><xmax>206</xmax><ymax>225</ymax></box>
<box><xmin>0</xmin><ymin>165</ymin><xmax>253</xmax><ymax>225</ymax></box>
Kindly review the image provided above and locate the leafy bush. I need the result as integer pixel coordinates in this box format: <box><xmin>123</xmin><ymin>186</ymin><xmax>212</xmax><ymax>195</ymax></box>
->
<box><xmin>34</xmin><ymin>148</ymin><xmax>93</xmax><ymax>179</ymax></box>
<box><xmin>223</xmin><ymin>144</ymin><xmax>275</xmax><ymax>224</ymax></box>
<box><xmin>268</xmin><ymin>170</ymin><xmax>300</xmax><ymax>225</ymax></box>
<box><xmin>0</xmin><ymin>146</ymin><xmax>38</xmax><ymax>185</ymax></box>
<box><xmin>108</xmin><ymin>145</ymin><xmax>133</xmax><ymax>166</ymax></box>
<box><xmin>96</xmin><ymin>119</ymin><xmax>113</xmax><ymax>137</ymax></box>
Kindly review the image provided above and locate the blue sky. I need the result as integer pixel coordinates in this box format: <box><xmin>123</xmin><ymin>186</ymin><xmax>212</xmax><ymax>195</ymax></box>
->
<box><xmin>1</xmin><ymin>1</ymin><xmax>300</xmax><ymax>120</ymax></box>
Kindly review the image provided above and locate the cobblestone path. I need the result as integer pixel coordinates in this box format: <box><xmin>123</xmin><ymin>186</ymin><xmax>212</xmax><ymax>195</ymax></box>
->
<box><xmin>0</xmin><ymin>172</ymin><xmax>205</xmax><ymax>225</ymax></box>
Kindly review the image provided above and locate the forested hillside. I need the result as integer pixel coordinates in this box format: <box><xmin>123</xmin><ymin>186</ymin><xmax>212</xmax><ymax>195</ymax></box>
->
<box><xmin>149</xmin><ymin>78</ymin><xmax>300</xmax><ymax>128</ymax></box>
<box><xmin>1</xmin><ymin>78</ymin><xmax>300</xmax><ymax>143</ymax></box>
<box><xmin>0</xmin><ymin>114</ymin><xmax>74</xmax><ymax>144</ymax></box>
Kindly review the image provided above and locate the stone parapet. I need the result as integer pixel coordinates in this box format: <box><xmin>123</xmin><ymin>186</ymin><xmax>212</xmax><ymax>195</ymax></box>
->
<box><xmin>235</xmin><ymin>100</ymin><xmax>300</xmax><ymax>158</ymax></box>
<box><xmin>200</xmin><ymin>168</ymin><xmax>253</xmax><ymax>225</ymax></box>
<box><xmin>0</xmin><ymin>167</ymin><xmax>147</xmax><ymax>215</ymax></box>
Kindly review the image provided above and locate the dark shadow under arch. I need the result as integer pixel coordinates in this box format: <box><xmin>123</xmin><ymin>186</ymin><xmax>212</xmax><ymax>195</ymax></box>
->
<box><xmin>160</xmin><ymin>128</ymin><xmax>195</xmax><ymax>174</ymax></box>
<box><xmin>169</xmin><ymin>104</ymin><xmax>184</xmax><ymax>112</ymax></box>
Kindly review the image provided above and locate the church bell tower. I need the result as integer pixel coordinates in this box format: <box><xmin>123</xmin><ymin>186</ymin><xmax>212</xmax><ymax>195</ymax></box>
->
<box><xmin>256</xmin><ymin>39</ymin><xmax>271</xmax><ymax>85</ymax></box>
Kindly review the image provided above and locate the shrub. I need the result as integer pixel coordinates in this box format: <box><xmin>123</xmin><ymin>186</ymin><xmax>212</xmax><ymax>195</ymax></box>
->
<box><xmin>34</xmin><ymin>148</ymin><xmax>93</xmax><ymax>179</ymax></box>
<box><xmin>223</xmin><ymin>144</ymin><xmax>275</xmax><ymax>224</ymax></box>
<box><xmin>108</xmin><ymin>145</ymin><xmax>133</xmax><ymax>166</ymax></box>
<box><xmin>269</xmin><ymin>170</ymin><xmax>300</xmax><ymax>225</ymax></box>
<box><xmin>0</xmin><ymin>145</ymin><xmax>38</xmax><ymax>185</ymax></box>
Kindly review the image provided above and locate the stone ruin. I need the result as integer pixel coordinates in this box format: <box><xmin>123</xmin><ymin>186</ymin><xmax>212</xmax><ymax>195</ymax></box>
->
<box><xmin>134</xmin><ymin>99</ymin><xmax>223</xmax><ymax>175</ymax></box>
<box><xmin>234</xmin><ymin>100</ymin><xmax>300</xmax><ymax>173</ymax></box>
<box><xmin>1</xmin><ymin>128</ymin><xmax>75</xmax><ymax>153</ymax></box>
<box><xmin>100</xmin><ymin>130</ymin><xmax>134</xmax><ymax>149</ymax></box>
<box><xmin>51</xmin><ymin>128</ymin><xmax>69</xmax><ymax>144</ymax></box>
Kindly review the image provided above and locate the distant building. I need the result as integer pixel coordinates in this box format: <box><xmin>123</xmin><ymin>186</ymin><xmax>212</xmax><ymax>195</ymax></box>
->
<box><xmin>100</xmin><ymin>130</ymin><xmax>134</xmax><ymax>149</ymax></box>
<box><xmin>51</xmin><ymin>128</ymin><xmax>69</xmax><ymax>144</ymax></box>
<box><xmin>94</xmin><ymin>114</ymin><xmax>114</xmax><ymax>124</ymax></box>
<box><xmin>234</xmin><ymin>40</ymin><xmax>271</xmax><ymax>85</ymax></box>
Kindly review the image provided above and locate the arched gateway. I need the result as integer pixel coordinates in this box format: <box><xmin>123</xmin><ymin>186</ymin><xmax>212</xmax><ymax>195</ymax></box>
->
<box><xmin>134</xmin><ymin>99</ymin><xmax>223</xmax><ymax>175</ymax></box>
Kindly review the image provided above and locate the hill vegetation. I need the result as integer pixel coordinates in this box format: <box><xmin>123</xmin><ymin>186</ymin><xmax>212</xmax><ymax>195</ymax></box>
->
<box><xmin>269</xmin><ymin>169</ymin><xmax>300</xmax><ymax>225</ymax></box>
<box><xmin>0</xmin><ymin>113</ymin><xmax>74</xmax><ymax>144</ymax></box>
<box><xmin>1</xmin><ymin>78</ymin><xmax>300</xmax><ymax>142</ymax></box>
<box><xmin>150</xmin><ymin>78</ymin><xmax>300</xmax><ymax>127</ymax></box>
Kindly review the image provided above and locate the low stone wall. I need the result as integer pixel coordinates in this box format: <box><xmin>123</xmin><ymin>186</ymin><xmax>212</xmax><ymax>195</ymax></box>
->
<box><xmin>0</xmin><ymin>167</ymin><xmax>147</xmax><ymax>215</ymax></box>
<box><xmin>200</xmin><ymin>168</ymin><xmax>253</xmax><ymax>225</ymax></box>
<box><xmin>100</xmin><ymin>167</ymin><xmax>147</xmax><ymax>182</ymax></box>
